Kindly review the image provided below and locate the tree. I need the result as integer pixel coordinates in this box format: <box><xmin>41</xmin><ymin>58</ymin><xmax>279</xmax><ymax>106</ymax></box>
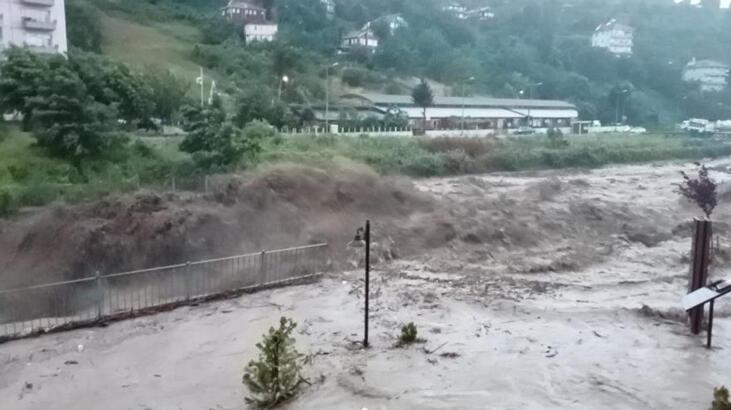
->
<box><xmin>678</xmin><ymin>164</ymin><xmax>718</xmax><ymax>219</ymax></box>
<box><xmin>144</xmin><ymin>68</ymin><xmax>189</xmax><ymax>124</ymax></box>
<box><xmin>243</xmin><ymin>317</ymin><xmax>305</xmax><ymax>408</ymax></box>
<box><xmin>27</xmin><ymin>58</ymin><xmax>117</xmax><ymax>164</ymax></box>
<box><xmin>180</xmin><ymin>98</ymin><xmax>266</xmax><ymax>169</ymax></box>
<box><xmin>65</xmin><ymin>0</ymin><xmax>103</xmax><ymax>53</ymax></box>
<box><xmin>0</xmin><ymin>47</ymin><xmax>49</xmax><ymax>129</ymax></box>
<box><xmin>411</xmin><ymin>79</ymin><xmax>434</xmax><ymax>131</ymax></box>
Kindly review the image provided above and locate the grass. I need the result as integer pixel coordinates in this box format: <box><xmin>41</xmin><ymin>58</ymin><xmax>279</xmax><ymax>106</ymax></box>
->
<box><xmin>3</xmin><ymin>125</ymin><xmax>731</xmax><ymax>215</ymax></box>
<box><xmin>260</xmin><ymin>133</ymin><xmax>731</xmax><ymax>177</ymax></box>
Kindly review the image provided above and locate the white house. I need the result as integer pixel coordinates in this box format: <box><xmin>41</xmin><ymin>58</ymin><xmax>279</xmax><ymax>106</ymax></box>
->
<box><xmin>591</xmin><ymin>19</ymin><xmax>634</xmax><ymax>56</ymax></box>
<box><xmin>244</xmin><ymin>22</ymin><xmax>278</xmax><ymax>42</ymax></box>
<box><xmin>442</xmin><ymin>2</ymin><xmax>467</xmax><ymax>19</ymax></box>
<box><xmin>683</xmin><ymin>58</ymin><xmax>729</xmax><ymax>92</ymax></box>
<box><xmin>341</xmin><ymin>28</ymin><xmax>378</xmax><ymax>51</ymax></box>
<box><xmin>321</xmin><ymin>0</ymin><xmax>335</xmax><ymax>19</ymax></box>
<box><xmin>0</xmin><ymin>0</ymin><xmax>67</xmax><ymax>54</ymax></box>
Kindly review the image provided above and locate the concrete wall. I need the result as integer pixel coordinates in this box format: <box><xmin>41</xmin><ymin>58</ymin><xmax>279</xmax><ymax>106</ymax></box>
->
<box><xmin>0</xmin><ymin>0</ymin><xmax>67</xmax><ymax>54</ymax></box>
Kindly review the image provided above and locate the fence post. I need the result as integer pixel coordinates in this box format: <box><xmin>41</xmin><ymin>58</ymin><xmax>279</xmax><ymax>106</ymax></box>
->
<box><xmin>689</xmin><ymin>219</ymin><xmax>712</xmax><ymax>335</ymax></box>
<box><xmin>185</xmin><ymin>261</ymin><xmax>192</xmax><ymax>301</ymax></box>
<box><xmin>259</xmin><ymin>251</ymin><xmax>267</xmax><ymax>286</ymax></box>
<box><xmin>95</xmin><ymin>270</ymin><xmax>103</xmax><ymax>320</ymax></box>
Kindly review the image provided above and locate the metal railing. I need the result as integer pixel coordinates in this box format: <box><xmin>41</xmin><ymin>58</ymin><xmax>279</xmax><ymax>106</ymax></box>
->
<box><xmin>0</xmin><ymin>243</ymin><xmax>328</xmax><ymax>341</ymax></box>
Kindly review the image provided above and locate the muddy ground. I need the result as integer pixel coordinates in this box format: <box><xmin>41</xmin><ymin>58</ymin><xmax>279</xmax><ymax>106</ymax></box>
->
<box><xmin>2</xmin><ymin>159</ymin><xmax>731</xmax><ymax>409</ymax></box>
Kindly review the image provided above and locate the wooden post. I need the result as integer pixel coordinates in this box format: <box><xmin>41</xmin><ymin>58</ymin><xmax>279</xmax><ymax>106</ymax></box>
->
<box><xmin>689</xmin><ymin>219</ymin><xmax>712</xmax><ymax>335</ymax></box>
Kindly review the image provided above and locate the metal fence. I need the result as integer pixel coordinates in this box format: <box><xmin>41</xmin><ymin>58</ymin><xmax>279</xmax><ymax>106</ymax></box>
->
<box><xmin>0</xmin><ymin>243</ymin><xmax>328</xmax><ymax>341</ymax></box>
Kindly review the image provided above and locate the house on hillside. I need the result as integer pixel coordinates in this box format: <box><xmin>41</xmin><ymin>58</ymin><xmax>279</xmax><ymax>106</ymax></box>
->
<box><xmin>442</xmin><ymin>2</ymin><xmax>468</xmax><ymax>19</ymax></box>
<box><xmin>341</xmin><ymin>28</ymin><xmax>378</xmax><ymax>52</ymax></box>
<box><xmin>0</xmin><ymin>0</ymin><xmax>68</xmax><ymax>54</ymax></box>
<box><xmin>221</xmin><ymin>0</ymin><xmax>277</xmax><ymax>43</ymax></box>
<box><xmin>683</xmin><ymin>58</ymin><xmax>729</xmax><ymax>92</ymax></box>
<box><xmin>222</xmin><ymin>1</ymin><xmax>266</xmax><ymax>24</ymax></box>
<box><xmin>591</xmin><ymin>19</ymin><xmax>634</xmax><ymax>56</ymax></box>
<box><xmin>465</xmin><ymin>7</ymin><xmax>495</xmax><ymax>20</ymax></box>
<box><xmin>321</xmin><ymin>0</ymin><xmax>335</xmax><ymax>19</ymax></box>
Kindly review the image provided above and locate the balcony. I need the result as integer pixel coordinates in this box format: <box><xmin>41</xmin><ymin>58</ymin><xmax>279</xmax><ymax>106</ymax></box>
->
<box><xmin>21</xmin><ymin>0</ymin><xmax>54</xmax><ymax>6</ymax></box>
<box><xmin>22</xmin><ymin>17</ymin><xmax>56</xmax><ymax>31</ymax></box>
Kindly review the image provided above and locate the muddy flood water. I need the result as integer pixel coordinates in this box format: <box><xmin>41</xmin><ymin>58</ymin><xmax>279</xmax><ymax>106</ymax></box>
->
<box><xmin>2</xmin><ymin>159</ymin><xmax>731</xmax><ymax>409</ymax></box>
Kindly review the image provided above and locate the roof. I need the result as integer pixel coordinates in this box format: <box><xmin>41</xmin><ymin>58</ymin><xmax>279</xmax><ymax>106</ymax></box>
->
<box><xmin>341</xmin><ymin>93</ymin><xmax>578</xmax><ymax>110</ymax></box>
<box><xmin>224</xmin><ymin>1</ymin><xmax>265</xmax><ymax>11</ymax></box>
<box><xmin>685</xmin><ymin>59</ymin><xmax>729</xmax><ymax>70</ymax></box>
<box><xmin>594</xmin><ymin>19</ymin><xmax>634</xmax><ymax>33</ymax></box>
<box><xmin>344</xmin><ymin>29</ymin><xmax>377</xmax><ymax>39</ymax></box>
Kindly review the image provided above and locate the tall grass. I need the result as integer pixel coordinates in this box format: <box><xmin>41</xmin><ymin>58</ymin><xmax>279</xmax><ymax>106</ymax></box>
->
<box><xmin>261</xmin><ymin>133</ymin><xmax>731</xmax><ymax>177</ymax></box>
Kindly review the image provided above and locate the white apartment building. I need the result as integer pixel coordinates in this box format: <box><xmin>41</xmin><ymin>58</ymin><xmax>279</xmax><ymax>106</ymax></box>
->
<box><xmin>244</xmin><ymin>22</ymin><xmax>277</xmax><ymax>42</ymax></box>
<box><xmin>682</xmin><ymin>58</ymin><xmax>729</xmax><ymax>92</ymax></box>
<box><xmin>591</xmin><ymin>19</ymin><xmax>634</xmax><ymax>56</ymax></box>
<box><xmin>0</xmin><ymin>0</ymin><xmax>67</xmax><ymax>54</ymax></box>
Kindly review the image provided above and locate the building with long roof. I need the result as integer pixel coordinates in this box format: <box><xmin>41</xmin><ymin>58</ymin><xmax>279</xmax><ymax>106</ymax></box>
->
<box><xmin>339</xmin><ymin>93</ymin><xmax>578</xmax><ymax>131</ymax></box>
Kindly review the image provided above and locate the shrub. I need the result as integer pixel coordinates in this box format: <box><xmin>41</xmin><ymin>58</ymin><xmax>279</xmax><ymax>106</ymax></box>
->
<box><xmin>396</xmin><ymin>322</ymin><xmax>425</xmax><ymax>347</ymax></box>
<box><xmin>713</xmin><ymin>387</ymin><xmax>731</xmax><ymax>410</ymax></box>
<box><xmin>420</xmin><ymin>137</ymin><xmax>494</xmax><ymax>158</ymax></box>
<box><xmin>243</xmin><ymin>317</ymin><xmax>305</xmax><ymax>408</ymax></box>
<box><xmin>678</xmin><ymin>163</ymin><xmax>717</xmax><ymax>218</ymax></box>
<box><xmin>0</xmin><ymin>189</ymin><xmax>16</xmax><ymax>217</ymax></box>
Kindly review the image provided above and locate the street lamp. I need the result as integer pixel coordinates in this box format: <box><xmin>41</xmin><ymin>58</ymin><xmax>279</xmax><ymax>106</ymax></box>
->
<box><xmin>347</xmin><ymin>220</ymin><xmax>371</xmax><ymax>348</ymax></box>
<box><xmin>615</xmin><ymin>89</ymin><xmax>629</xmax><ymax>125</ymax></box>
<box><xmin>325</xmin><ymin>62</ymin><xmax>339</xmax><ymax>134</ymax></box>
<box><xmin>460</xmin><ymin>76</ymin><xmax>475</xmax><ymax>135</ymax></box>
<box><xmin>278</xmin><ymin>75</ymin><xmax>289</xmax><ymax>102</ymax></box>
<box><xmin>526</xmin><ymin>82</ymin><xmax>543</xmax><ymax>127</ymax></box>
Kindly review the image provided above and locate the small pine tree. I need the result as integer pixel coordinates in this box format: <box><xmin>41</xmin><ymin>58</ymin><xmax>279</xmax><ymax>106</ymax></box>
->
<box><xmin>243</xmin><ymin>317</ymin><xmax>304</xmax><ymax>408</ymax></box>
<box><xmin>411</xmin><ymin>79</ymin><xmax>434</xmax><ymax>132</ymax></box>
<box><xmin>713</xmin><ymin>387</ymin><xmax>731</xmax><ymax>410</ymax></box>
<box><xmin>396</xmin><ymin>322</ymin><xmax>424</xmax><ymax>347</ymax></box>
<box><xmin>678</xmin><ymin>163</ymin><xmax>718</xmax><ymax>219</ymax></box>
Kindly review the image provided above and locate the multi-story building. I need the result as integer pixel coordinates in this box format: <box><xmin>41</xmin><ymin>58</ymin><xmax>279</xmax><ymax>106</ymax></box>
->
<box><xmin>683</xmin><ymin>58</ymin><xmax>729</xmax><ymax>92</ymax></box>
<box><xmin>221</xmin><ymin>0</ymin><xmax>277</xmax><ymax>43</ymax></box>
<box><xmin>0</xmin><ymin>0</ymin><xmax>67</xmax><ymax>54</ymax></box>
<box><xmin>591</xmin><ymin>19</ymin><xmax>634</xmax><ymax>56</ymax></box>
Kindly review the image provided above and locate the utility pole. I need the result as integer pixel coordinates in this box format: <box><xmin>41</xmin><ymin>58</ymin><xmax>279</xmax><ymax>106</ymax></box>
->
<box><xmin>460</xmin><ymin>76</ymin><xmax>475</xmax><ymax>135</ymax></box>
<box><xmin>325</xmin><ymin>63</ymin><xmax>339</xmax><ymax>133</ymax></box>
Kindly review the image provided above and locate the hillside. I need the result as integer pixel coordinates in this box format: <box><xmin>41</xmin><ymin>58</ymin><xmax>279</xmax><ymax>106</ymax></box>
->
<box><xmin>67</xmin><ymin>0</ymin><xmax>731</xmax><ymax>128</ymax></box>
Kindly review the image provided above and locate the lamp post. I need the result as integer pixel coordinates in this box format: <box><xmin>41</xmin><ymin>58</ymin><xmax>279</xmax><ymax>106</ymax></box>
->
<box><xmin>348</xmin><ymin>220</ymin><xmax>371</xmax><ymax>348</ymax></box>
<box><xmin>460</xmin><ymin>76</ymin><xmax>475</xmax><ymax>135</ymax></box>
<box><xmin>526</xmin><ymin>82</ymin><xmax>542</xmax><ymax>127</ymax></box>
<box><xmin>325</xmin><ymin>62</ymin><xmax>339</xmax><ymax>134</ymax></box>
<box><xmin>278</xmin><ymin>75</ymin><xmax>289</xmax><ymax>102</ymax></box>
<box><xmin>615</xmin><ymin>89</ymin><xmax>629</xmax><ymax>125</ymax></box>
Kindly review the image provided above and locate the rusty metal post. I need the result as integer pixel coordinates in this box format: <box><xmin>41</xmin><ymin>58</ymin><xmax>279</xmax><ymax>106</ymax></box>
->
<box><xmin>689</xmin><ymin>219</ymin><xmax>712</xmax><ymax>335</ymax></box>
<box><xmin>364</xmin><ymin>220</ymin><xmax>371</xmax><ymax>348</ymax></box>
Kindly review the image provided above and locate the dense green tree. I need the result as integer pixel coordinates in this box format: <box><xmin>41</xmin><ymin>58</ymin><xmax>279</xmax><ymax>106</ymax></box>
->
<box><xmin>180</xmin><ymin>98</ymin><xmax>265</xmax><ymax>169</ymax></box>
<box><xmin>411</xmin><ymin>79</ymin><xmax>434</xmax><ymax>130</ymax></box>
<box><xmin>0</xmin><ymin>47</ymin><xmax>48</xmax><ymax>129</ymax></box>
<box><xmin>65</xmin><ymin>0</ymin><xmax>103</xmax><ymax>53</ymax></box>
<box><xmin>144</xmin><ymin>68</ymin><xmax>189</xmax><ymax>124</ymax></box>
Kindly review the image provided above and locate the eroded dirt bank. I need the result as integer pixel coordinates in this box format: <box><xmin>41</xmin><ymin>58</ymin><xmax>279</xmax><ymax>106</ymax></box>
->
<box><xmin>2</xmin><ymin>159</ymin><xmax>731</xmax><ymax>409</ymax></box>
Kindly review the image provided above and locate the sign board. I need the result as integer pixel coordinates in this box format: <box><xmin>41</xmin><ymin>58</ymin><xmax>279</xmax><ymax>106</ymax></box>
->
<box><xmin>683</xmin><ymin>279</ymin><xmax>731</xmax><ymax>311</ymax></box>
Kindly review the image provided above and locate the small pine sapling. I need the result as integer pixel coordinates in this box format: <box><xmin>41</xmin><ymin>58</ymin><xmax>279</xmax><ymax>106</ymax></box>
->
<box><xmin>243</xmin><ymin>317</ymin><xmax>305</xmax><ymax>408</ymax></box>
<box><xmin>396</xmin><ymin>322</ymin><xmax>426</xmax><ymax>347</ymax></box>
<box><xmin>679</xmin><ymin>163</ymin><xmax>717</xmax><ymax>219</ymax></box>
<box><xmin>713</xmin><ymin>386</ymin><xmax>731</xmax><ymax>410</ymax></box>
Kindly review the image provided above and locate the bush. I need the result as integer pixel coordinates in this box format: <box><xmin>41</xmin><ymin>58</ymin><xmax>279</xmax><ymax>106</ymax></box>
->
<box><xmin>678</xmin><ymin>163</ymin><xmax>717</xmax><ymax>218</ymax></box>
<box><xmin>713</xmin><ymin>387</ymin><xmax>731</xmax><ymax>410</ymax></box>
<box><xmin>396</xmin><ymin>322</ymin><xmax>425</xmax><ymax>347</ymax></box>
<box><xmin>0</xmin><ymin>189</ymin><xmax>16</xmax><ymax>217</ymax></box>
<box><xmin>243</xmin><ymin>317</ymin><xmax>305</xmax><ymax>408</ymax></box>
<box><xmin>420</xmin><ymin>137</ymin><xmax>495</xmax><ymax>158</ymax></box>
